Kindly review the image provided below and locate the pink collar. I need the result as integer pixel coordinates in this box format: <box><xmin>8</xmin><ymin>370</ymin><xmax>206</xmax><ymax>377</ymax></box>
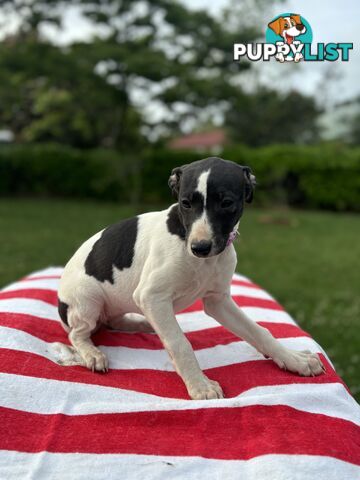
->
<box><xmin>226</xmin><ymin>227</ymin><xmax>238</xmax><ymax>247</ymax></box>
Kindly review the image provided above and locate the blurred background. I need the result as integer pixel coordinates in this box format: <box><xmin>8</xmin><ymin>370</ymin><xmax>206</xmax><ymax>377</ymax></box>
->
<box><xmin>0</xmin><ymin>0</ymin><xmax>359</xmax><ymax>398</ymax></box>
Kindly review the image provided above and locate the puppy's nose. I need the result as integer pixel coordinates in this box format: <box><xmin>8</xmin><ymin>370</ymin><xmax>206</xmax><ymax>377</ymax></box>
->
<box><xmin>191</xmin><ymin>240</ymin><xmax>212</xmax><ymax>257</ymax></box>
<box><xmin>296</xmin><ymin>23</ymin><xmax>304</xmax><ymax>31</ymax></box>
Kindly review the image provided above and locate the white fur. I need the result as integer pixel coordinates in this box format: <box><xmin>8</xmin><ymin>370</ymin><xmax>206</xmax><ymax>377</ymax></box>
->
<box><xmin>187</xmin><ymin>169</ymin><xmax>213</xmax><ymax>255</ymax></box>
<box><xmin>196</xmin><ymin>169</ymin><xmax>210</xmax><ymax>204</ymax></box>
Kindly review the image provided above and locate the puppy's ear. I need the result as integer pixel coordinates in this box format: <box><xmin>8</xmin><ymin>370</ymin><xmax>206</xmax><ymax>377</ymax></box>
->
<box><xmin>242</xmin><ymin>166</ymin><xmax>256</xmax><ymax>204</ymax></box>
<box><xmin>168</xmin><ymin>166</ymin><xmax>185</xmax><ymax>199</ymax></box>
<box><xmin>290</xmin><ymin>14</ymin><xmax>301</xmax><ymax>24</ymax></box>
<box><xmin>268</xmin><ymin>17</ymin><xmax>283</xmax><ymax>36</ymax></box>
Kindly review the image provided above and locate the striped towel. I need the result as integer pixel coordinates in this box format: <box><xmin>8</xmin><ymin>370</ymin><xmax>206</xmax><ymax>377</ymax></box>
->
<box><xmin>0</xmin><ymin>267</ymin><xmax>359</xmax><ymax>479</ymax></box>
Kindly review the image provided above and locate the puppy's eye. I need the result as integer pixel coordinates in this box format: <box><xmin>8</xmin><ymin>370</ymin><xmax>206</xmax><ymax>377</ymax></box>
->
<box><xmin>181</xmin><ymin>199</ymin><xmax>191</xmax><ymax>209</ymax></box>
<box><xmin>221</xmin><ymin>199</ymin><xmax>234</xmax><ymax>208</ymax></box>
<box><xmin>284</xmin><ymin>23</ymin><xmax>289</xmax><ymax>28</ymax></box>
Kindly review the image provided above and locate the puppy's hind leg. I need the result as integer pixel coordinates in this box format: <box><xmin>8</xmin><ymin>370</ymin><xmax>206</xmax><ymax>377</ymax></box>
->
<box><xmin>62</xmin><ymin>302</ymin><xmax>108</xmax><ymax>372</ymax></box>
<box><xmin>107</xmin><ymin>313</ymin><xmax>155</xmax><ymax>333</ymax></box>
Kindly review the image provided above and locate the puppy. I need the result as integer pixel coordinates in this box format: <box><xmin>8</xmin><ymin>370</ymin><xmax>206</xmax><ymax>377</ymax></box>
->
<box><xmin>268</xmin><ymin>14</ymin><xmax>307</xmax><ymax>62</ymax></box>
<box><xmin>58</xmin><ymin>157</ymin><xmax>324</xmax><ymax>400</ymax></box>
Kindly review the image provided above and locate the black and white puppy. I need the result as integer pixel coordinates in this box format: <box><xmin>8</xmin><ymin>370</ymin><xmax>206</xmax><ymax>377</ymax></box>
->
<box><xmin>58</xmin><ymin>157</ymin><xmax>324</xmax><ymax>400</ymax></box>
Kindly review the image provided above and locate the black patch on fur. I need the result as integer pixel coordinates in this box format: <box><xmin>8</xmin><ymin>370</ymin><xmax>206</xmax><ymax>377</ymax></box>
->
<box><xmin>58</xmin><ymin>300</ymin><xmax>69</xmax><ymax>326</ymax></box>
<box><xmin>166</xmin><ymin>204</ymin><xmax>186</xmax><ymax>240</ymax></box>
<box><xmin>85</xmin><ymin>216</ymin><xmax>138</xmax><ymax>283</ymax></box>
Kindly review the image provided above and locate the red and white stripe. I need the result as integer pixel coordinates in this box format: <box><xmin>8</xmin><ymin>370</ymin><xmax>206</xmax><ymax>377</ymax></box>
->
<box><xmin>0</xmin><ymin>267</ymin><xmax>359</xmax><ymax>479</ymax></box>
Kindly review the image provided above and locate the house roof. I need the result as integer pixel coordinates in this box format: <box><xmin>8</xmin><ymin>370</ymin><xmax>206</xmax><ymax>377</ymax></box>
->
<box><xmin>169</xmin><ymin>129</ymin><xmax>226</xmax><ymax>150</ymax></box>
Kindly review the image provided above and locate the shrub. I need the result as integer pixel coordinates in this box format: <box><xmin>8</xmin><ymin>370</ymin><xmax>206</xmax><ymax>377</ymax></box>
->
<box><xmin>0</xmin><ymin>143</ymin><xmax>359</xmax><ymax>211</ymax></box>
<box><xmin>0</xmin><ymin>144</ymin><xmax>133</xmax><ymax>201</ymax></box>
<box><xmin>222</xmin><ymin>144</ymin><xmax>360</xmax><ymax>211</ymax></box>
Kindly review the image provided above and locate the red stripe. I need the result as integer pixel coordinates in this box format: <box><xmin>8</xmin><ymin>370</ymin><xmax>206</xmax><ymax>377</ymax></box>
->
<box><xmin>0</xmin><ymin>289</ymin><xmax>58</xmax><ymax>305</ymax></box>
<box><xmin>233</xmin><ymin>295</ymin><xmax>283</xmax><ymax>310</ymax></box>
<box><xmin>0</xmin><ymin>348</ymin><xmax>337</xmax><ymax>399</ymax></box>
<box><xmin>0</xmin><ymin>289</ymin><xmax>283</xmax><ymax>312</ymax></box>
<box><xmin>0</xmin><ymin>312</ymin><xmax>309</xmax><ymax>350</ymax></box>
<box><xmin>92</xmin><ymin>322</ymin><xmax>309</xmax><ymax>350</ymax></box>
<box><xmin>180</xmin><ymin>298</ymin><xmax>204</xmax><ymax>312</ymax></box>
<box><xmin>181</xmin><ymin>296</ymin><xmax>283</xmax><ymax>313</ymax></box>
<box><xmin>1</xmin><ymin>404</ymin><xmax>359</xmax><ymax>463</ymax></box>
<box><xmin>231</xmin><ymin>278</ymin><xmax>262</xmax><ymax>289</ymax></box>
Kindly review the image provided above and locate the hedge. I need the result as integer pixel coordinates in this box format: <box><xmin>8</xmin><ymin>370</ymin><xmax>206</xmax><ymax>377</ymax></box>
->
<box><xmin>222</xmin><ymin>144</ymin><xmax>360</xmax><ymax>211</ymax></box>
<box><xmin>0</xmin><ymin>144</ymin><xmax>135</xmax><ymax>202</ymax></box>
<box><xmin>0</xmin><ymin>143</ymin><xmax>359</xmax><ymax>211</ymax></box>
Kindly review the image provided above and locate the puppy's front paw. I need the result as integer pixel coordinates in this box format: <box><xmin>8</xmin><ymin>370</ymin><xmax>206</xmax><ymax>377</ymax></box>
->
<box><xmin>273</xmin><ymin>349</ymin><xmax>325</xmax><ymax>377</ymax></box>
<box><xmin>81</xmin><ymin>347</ymin><xmax>109</xmax><ymax>373</ymax></box>
<box><xmin>188</xmin><ymin>377</ymin><xmax>224</xmax><ymax>400</ymax></box>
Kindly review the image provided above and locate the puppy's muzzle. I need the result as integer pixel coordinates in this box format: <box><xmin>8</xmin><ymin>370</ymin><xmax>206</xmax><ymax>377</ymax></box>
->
<box><xmin>191</xmin><ymin>240</ymin><xmax>212</xmax><ymax>257</ymax></box>
<box><xmin>296</xmin><ymin>23</ymin><xmax>305</xmax><ymax>31</ymax></box>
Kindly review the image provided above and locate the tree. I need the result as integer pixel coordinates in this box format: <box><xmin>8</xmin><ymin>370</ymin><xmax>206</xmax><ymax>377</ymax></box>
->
<box><xmin>343</xmin><ymin>97</ymin><xmax>360</xmax><ymax>145</ymax></box>
<box><xmin>225</xmin><ymin>89</ymin><xmax>321</xmax><ymax>146</ymax></box>
<box><xmin>0</xmin><ymin>0</ymin><xmax>62</xmax><ymax>37</ymax></box>
<box><xmin>0</xmin><ymin>0</ymin><xmax>263</xmax><ymax>146</ymax></box>
<box><xmin>0</xmin><ymin>0</ymin><xmax>321</xmax><ymax>148</ymax></box>
<box><xmin>0</xmin><ymin>36</ymin><xmax>143</xmax><ymax>147</ymax></box>
<box><xmin>68</xmin><ymin>0</ymin><xmax>262</xmax><ymax>140</ymax></box>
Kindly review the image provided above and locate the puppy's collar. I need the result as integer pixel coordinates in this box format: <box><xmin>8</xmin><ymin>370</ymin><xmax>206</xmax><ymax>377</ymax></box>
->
<box><xmin>226</xmin><ymin>227</ymin><xmax>238</xmax><ymax>247</ymax></box>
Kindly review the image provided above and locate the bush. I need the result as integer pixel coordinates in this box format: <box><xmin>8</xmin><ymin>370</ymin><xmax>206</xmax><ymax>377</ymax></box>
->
<box><xmin>0</xmin><ymin>144</ymin><xmax>134</xmax><ymax>201</ymax></box>
<box><xmin>141</xmin><ymin>149</ymin><xmax>201</xmax><ymax>203</ymax></box>
<box><xmin>222</xmin><ymin>144</ymin><xmax>360</xmax><ymax>211</ymax></box>
<box><xmin>0</xmin><ymin>143</ymin><xmax>359</xmax><ymax>211</ymax></box>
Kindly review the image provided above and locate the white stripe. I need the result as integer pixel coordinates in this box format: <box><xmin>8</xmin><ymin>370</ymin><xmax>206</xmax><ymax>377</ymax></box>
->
<box><xmin>239</xmin><ymin>307</ymin><xmax>296</xmax><ymax>325</ymax></box>
<box><xmin>0</xmin><ymin>298</ymin><xmax>59</xmax><ymax>320</ymax></box>
<box><xmin>177</xmin><ymin>309</ymin><xmax>296</xmax><ymax>334</ymax></box>
<box><xmin>1</xmin><ymin>278</ymin><xmax>60</xmax><ymax>292</ymax></box>
<box><xmin>1</xmin><ymin>372</ymin><xmax>359</xmax><ymax>426</ymax></box>
<box><xmin>177</xmin><ymin>311</ymin><xmax>220</xmax><ymax>331</ymax></box>
<box><xmin>1</xmin><ymin>451</ymin><xmax>359</xmax><ymax>480</ymax></box>
<box><xmin>232</xmin><ymin>272</ymin><xmax>253</xmax><ymax>282</ymax></box>
<box><xmin>21</xmin><ymin>266</ymin><xmax>64</xmax><ymax>279</ymax></box>
<box><xmin>0</xmin><ymin>326</ymin><xmax>327</xmax><ymax>372</ymax></box>
<box><xmin>230</xmin><ymin>284</ymin><xmax>275</xmax><ymax>300</ymax></box>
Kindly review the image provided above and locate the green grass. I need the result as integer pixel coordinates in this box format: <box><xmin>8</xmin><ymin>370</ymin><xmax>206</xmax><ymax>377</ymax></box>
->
<box><xmin>0</xmin><ymin>198</ymin><xmax>359</xmax><ymax>401</ymax></box>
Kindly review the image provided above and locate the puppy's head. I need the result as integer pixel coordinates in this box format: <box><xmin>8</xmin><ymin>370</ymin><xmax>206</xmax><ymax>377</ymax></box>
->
<box><xmin>268</xmin><ymin>14</ymin><xmax>306</xmax><ymax>44</ymax></box>
<box><xmin>168</xmin><ymin>157</ymin><xmax>256</xmax><ymax>258</ymax></box>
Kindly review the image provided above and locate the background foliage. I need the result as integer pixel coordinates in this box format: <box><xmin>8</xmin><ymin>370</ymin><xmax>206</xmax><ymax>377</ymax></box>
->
<box><xmin>0</xmin><ymin>0</ymin><xmax>324</xmax><ymax>147</ymax></box>
<box><xmin>1</xmin><ymin>143</ymin><xmax>359</xmax><ymax>212</ymax></box>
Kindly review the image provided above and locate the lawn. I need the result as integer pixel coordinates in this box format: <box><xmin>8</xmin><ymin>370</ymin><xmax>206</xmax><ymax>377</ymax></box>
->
<box><xmin>0</xmin><ymin>198</ymin><xmax>359</xmax><ymax>401</ymax></box>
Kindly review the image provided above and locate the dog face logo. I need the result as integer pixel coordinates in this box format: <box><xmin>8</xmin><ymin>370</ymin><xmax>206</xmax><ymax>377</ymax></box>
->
<box><xmin>268</xmin><ymin>15</ymin><xmax>306</xmax><ymax>45</ymax></box>
<box><xmin>266</xmin><ymin>13</ymin><xmax>312</xmax><ymax>63</ymax></box>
